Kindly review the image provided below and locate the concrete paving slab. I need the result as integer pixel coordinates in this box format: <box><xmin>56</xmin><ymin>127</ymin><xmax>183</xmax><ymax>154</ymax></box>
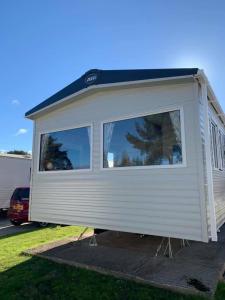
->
<box><xmin>25</xmin><ymin>226</ymin><xmax>225</xmax><ymax>298</ymax></box>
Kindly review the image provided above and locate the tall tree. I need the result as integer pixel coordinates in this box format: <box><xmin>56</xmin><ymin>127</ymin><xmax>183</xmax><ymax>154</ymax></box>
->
<box><xmin>126</xmin><ymin>114</ymin><xmax>179</xmax><ymax>164</ymax></box>
<box><xmin>41</xmin><ymin>136</ymin><xmax>73</xmax><ymax>170</ymax></box>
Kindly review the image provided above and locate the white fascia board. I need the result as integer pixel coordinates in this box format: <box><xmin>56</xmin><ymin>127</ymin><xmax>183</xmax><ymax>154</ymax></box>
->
<box><xmin>196</xmin><ymin>70</ymin><xmax>225</xmax><ymax>126</ymax></box>
<box><xmin>26</xmin><ymin>75</ymin><xmax>194</xmax><ymax>120</ymax></box>
<box><xmin>197</xmin><ymin>77</ymin><xmax>218</xmax><ymax>242</ymax></box>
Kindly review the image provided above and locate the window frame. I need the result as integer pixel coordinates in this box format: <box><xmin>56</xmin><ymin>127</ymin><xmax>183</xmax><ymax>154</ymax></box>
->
<box><xmin>209</xmin><ymin>109</ymin><xmax>225</xmax><ymax>172</ymax></box>
<box><xmin>223</xmin><ymin>135</ymin><xmax>225</xmax><ymax>169</ymax></box>
<box><xmin>210</xmin><ymin>120</ymin><xmax>219</xmax><ymax>170</ymax></box>
<box><xmin>218</xmin><ymin>130</ymin><xmax>224</xmax><ymax>171</ymax></box>
<box><xmin>37</xmin><ymin>123</ymin><xmax>93</xmax><ymax>174</ymax></box>
<box><xmin>100</xmin><ymin>106</ymin><xmax>187</xmax><ymax>171</ymax></box>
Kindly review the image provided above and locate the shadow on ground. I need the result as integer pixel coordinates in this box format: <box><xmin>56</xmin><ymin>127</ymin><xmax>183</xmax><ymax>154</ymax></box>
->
<box><xmin>0</xmin><ymin>254</ymin><xmax>213</xmax><ymax>300</ymax></box>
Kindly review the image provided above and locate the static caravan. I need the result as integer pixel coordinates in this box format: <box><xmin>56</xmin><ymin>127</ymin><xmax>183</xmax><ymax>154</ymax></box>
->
<box><xmin>26</xmin><ymin>68</ymin><xmax>225</xmax><ymax>243</ymax></box>
<box><xmin>0</xmin><ymin>154</ymin><xmax>31</xmax><ymax>211</ymax></box>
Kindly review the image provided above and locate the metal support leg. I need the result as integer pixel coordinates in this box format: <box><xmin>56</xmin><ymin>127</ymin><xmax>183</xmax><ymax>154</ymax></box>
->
<box><xmin>77</xmin><ymin>227</ymin><xmax>89</xmax><ymax>241</ymax></box>
<box><xmin>156</xmin><ymin>237</ymin><xmax>190</xmax><ymax>258</ymax></box>
<box><xmin>89</xmin><ymin>234</ymin><xmax>98</xmax><ymax>247</ymax></box>
<box><xmin>155</xmin><ymin>237</ymin><xmax>173</xmax><ymax>258</ymax></box>
<box><xmin>155</xmin><ymin>237</ymin><xmax>165</xmax><ymax>257</ymax></box>
<box><xmin>181</xmin><ymin>239</ymin><xmax>190</xmax><ymax>248</ymax></box>
<box><xmin>167</xmin><ymin>238</ymin><xmax>173</xmax><ymax>258</ymax></box>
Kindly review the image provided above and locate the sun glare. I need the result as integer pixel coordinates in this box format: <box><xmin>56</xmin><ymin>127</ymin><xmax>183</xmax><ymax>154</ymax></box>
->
<box><xmin>172</xmin><ymin>55</ymin><xmax>213</xmax><ymax>76</ymax></box>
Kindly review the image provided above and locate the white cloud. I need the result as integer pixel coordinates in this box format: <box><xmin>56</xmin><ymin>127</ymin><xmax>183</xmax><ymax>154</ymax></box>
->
<box><xmin>15</xmin><ymin>128</ymin><xmax>28</xmax><ymax>136</ymax></box>
<box><xmin>11</xmin><ymin>99</ymin><xmax>20</xmax><ymax>105</ymax></box>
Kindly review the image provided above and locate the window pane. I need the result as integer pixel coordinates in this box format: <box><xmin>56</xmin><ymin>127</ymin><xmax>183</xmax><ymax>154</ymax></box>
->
<box><xmin>103</xmin><ymin>110</ymin><xmax>182</xmax><ymax>168</ymax></box>
<box><xmin>39</xmin><ymin>126</ymin><xmax>91</xmax><ymax>171</ymax></box>
<box><xmin>219</xmin><ymin>131</ymin><xmax>223</xmax><ymax>169</ymax></box>
<box><xmin>12</xmin><ymin>188</ymin><xmax>30</xmax><ymax>201</ymax></box>
<box><xmin>210</xmin><ymin>122</ymin><xmax>218</xmax><ymax>169</ymax></box>
<box><xmin>223</xmin><ymin>135</ymin><xmax>225</xmax><ymax>169</ymax></box>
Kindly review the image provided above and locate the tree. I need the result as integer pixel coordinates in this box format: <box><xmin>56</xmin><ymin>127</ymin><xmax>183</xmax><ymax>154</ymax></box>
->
<box><xmin>132</xmin><ymin>156</ymin><xmax>144</xmax><ymax>166</ymax></box>
<box><xmin>7</xmin><ymin>150</ymin><xmax>30</xmax><ymax>156</ymax></box>
<box><xmin>41</xmin><ymin>136</ymin><xmax>73</xmax><ymax>171</ymax></box>
<box><xmin>119</xmin><ymin>151</ymin><xmax>131</xmax><ymax>167</ymax></box>
<box><xmin>126</xmin><ymin>114</ymin><xmax>179</xmax><ymax>165</ymax></box>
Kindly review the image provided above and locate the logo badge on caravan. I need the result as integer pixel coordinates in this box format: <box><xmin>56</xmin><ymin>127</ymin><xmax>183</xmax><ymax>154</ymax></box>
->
<box><xmin>85</xmin><ymin>73</ymin><xmax>98</xmax><ymax>85</ymax></box>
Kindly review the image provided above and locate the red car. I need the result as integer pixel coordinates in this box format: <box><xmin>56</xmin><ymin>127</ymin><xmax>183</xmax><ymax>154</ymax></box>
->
<box><xmin>8</xmin><ymin>187</ymin><xmax>48</xmax><ymax>227</ymax></box>
<box><xmin>8</xmin><ymin>187</ymin><xmax>30</xmax><ymax>226</ymax></box>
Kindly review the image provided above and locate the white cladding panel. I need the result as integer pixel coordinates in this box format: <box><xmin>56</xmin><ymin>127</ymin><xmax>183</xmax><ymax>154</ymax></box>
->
<box><xmin>213</xmin><ymin>170</ymin><xmax>225</xmax><ymax>228</ymax></box>
<box><xmin>209</xmin><ymin>105</ymin><xmax>225</xmax><ymax>229</ymax></box>
<box><xmin>0</xmin><ymin>157</ymin><xmax>31</xmax><ymax>208</ymax></box>
<box><xmin>30</xmin><ymin>82</ymin><xmax>207</xmax><ymax>241</ymax></box>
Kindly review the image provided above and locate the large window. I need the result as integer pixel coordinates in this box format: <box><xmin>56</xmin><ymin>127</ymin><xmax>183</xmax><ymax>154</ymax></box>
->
<box><xmin>39</xmin><ymin>126</ymin><xmax>91</xmax><ymax>171</ymax></box>
<box><xmin>103</xmin><ymin>110</ymin><xmax>183</xmax><ymax>168</ymax></box>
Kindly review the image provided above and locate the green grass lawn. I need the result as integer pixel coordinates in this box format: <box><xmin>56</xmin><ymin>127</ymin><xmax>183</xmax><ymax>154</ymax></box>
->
<box><xmin>0</xmin><ymin>225</ymin><xmax>224</xmax><ymax>300</ymax></box>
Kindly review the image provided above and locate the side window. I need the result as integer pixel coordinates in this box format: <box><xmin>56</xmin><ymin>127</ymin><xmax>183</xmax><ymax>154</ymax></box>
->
<box><xmin>210</xmin><ymin>120</ymin><xmax>225</xmax><ymax>171</ymax></box>
<box><xmin>210</xmin><ymin>121</ymin><xmax>218</xmax><ymax>169</ymax></box>
<box><xmin>223</xmin><ymin>135</ymin><xmax>225</xmax><ymax>169</ymax></box>
<box><xmin>218</xmin><ymin>131</ymin><xmax>224</xmax><ymax>170</ymax></box>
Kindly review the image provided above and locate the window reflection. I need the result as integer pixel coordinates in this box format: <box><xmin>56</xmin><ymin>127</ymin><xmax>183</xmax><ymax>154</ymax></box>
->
<box><xmin>39</xmin><ymin>126</ymin><xmax>91</xmax><ymax>171</ymax></box>
<box><xmin>103</xmin><ymin>110</ymin><xmax>182</xmax><ymax>168</ymax></box>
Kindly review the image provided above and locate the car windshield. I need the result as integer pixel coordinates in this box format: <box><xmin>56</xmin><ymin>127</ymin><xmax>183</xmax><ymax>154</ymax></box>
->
<box><xmin>12</xmin><ymin>188</ymin><xmax>30</xmax><ymax>201</ymax></box>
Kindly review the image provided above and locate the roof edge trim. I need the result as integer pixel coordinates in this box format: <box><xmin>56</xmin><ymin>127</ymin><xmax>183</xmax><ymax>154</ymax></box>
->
<box><xmin>26</xmin><ymin>74</ymin><xmax>195</xmax><ymax>119</ymax></box>
<box><xmin>195</xmin><ymin>70</ymin><xmax>225</xmax><ymax>126</ymax></box>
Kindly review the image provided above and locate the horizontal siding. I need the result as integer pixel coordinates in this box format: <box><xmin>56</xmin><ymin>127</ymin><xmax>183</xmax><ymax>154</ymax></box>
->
<box><xmin>213</xmin><ymin>170</ymin><xmax>225</xmax><ymax>228</ymax></box>
<box><xmin>31</xmin><ymin>176</ymin><xmax>203</xmax><ymax>242</ymax></box>
<box><xmin>31</xmin><ymin>82</ymin><xmax>205</xmax><ymax>241</ymax></box>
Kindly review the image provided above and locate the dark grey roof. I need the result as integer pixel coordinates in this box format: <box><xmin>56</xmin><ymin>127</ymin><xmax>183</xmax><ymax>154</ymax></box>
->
<box><xmin>25</xmin><ymin>68</ymin><xmax>198</xmax><ymax>117</ymax></box>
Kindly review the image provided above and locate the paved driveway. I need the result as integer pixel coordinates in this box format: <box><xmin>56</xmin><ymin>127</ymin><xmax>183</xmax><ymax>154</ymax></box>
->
<box><xmin>0</xmin><ymin>216</ymin><xmax>36</xmax><ymax>237</ymax></box>
<box><xmin>31</xmin><ymin>228</ymin><xmax>225</xmax><ymax>297</ymax></box>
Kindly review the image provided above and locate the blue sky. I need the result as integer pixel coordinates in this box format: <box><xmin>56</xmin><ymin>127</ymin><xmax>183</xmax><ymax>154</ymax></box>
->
<box><xmin>0</xmin><ymin>0</ymin><xmax>225</xmax><ymax>152</ymax></box>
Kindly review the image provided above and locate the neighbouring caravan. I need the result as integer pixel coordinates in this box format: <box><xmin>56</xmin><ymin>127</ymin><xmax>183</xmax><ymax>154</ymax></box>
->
<box><xmin>0</xmin><ymin>154</ymin><xmax>31</xmax><ymax>211</ymax></box>
<box><xmin>26</xmin><ymin>68</ymin><xmax>225</xmax><ymax>242</ymax></box>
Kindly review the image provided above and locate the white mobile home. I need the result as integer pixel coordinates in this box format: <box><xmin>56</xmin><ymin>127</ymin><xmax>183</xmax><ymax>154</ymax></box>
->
<box><xmin>26</xmin><ymin>68</ymin><xmax>225</xmax><ymax>243</ymax></box>
<box><xmin>0</xmin><ymin>154</ymin><xmax>31</xmax><ymax>210</ymax></box>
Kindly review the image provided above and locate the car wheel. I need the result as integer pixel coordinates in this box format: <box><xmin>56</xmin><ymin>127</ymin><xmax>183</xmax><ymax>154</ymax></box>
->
<box><xmin>37</xmin><ymin>222</ymin><xmax>48</xmax><ymax>227</ymax></box>
<box><xmin>10</xmin><ymin>220</ymin><xmax>22</xmax><ymax>226</ymax></box>
<box><xmin>0</xmin><ymin>209</ymin><xmax>8</xmax><ymax>217</ymax></box>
